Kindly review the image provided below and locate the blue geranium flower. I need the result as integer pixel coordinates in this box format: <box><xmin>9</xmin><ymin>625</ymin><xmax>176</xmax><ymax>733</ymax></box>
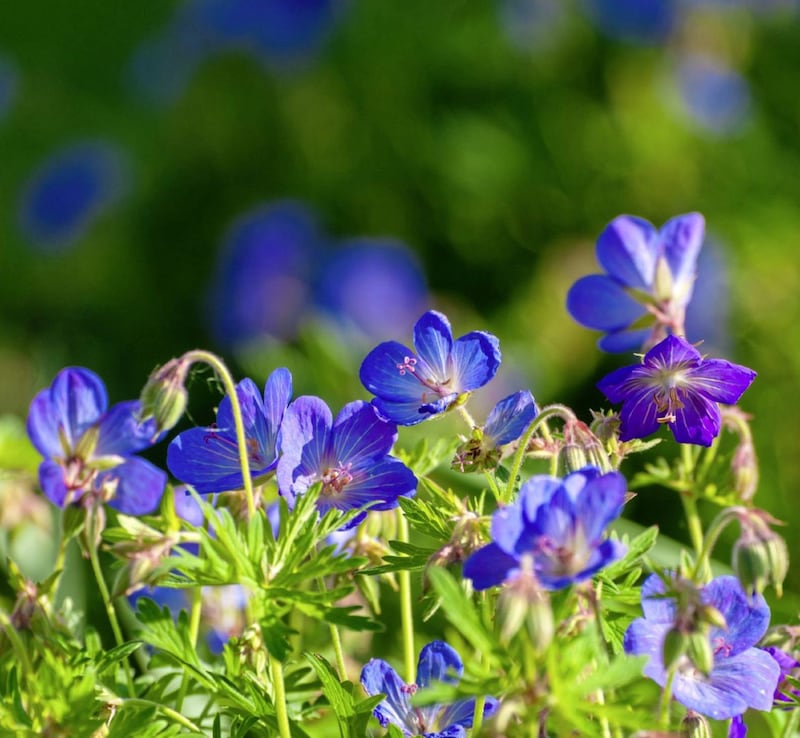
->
<box><xmin>624</xmin><ymin>574</ymin><xmax>780</xmax><ymax>720</ymax></box>
<box><xmin>567</xmin><ymin>212</ymin><xmax>705</xmax><ymax>352</ymax></box>
<box><xmin>18</xmin><ymin>140</ymin><xmax>127</xmax><ymax>252</ymax></box>
<box><xmin>582</xmin><ymin>0</ymin><xmax>677</xmax><ymax>45</ymax></box>
<box><xmin>597</xmin><ymin>334</ymin><xmax>756</xmax><ymax>447</ymax></box>
<box><xmin>26</xmin><ymin>367</ymin><xmax>166</xmax><ymax>514</ymax></box>
<box><xmin>168</xmin><ymin>368</ymin><xmax>292</xmax><ymax>494</ymax></box>
<box><xmin>315</xmin><ymin>239</ymin><xmax>430</xmax><ymax>342</ymax></box>
<box><xmin>464</xmin><ymin>468</ymin><xmax>626</xmax><ymax>591</ymax></box>
<box><xmin>277</xmin><ymin>397</ymin><xmax>417</xmax><ymax>528</ymax></box>
<box><xmin>361</xmin><ymin>641</ymin><xmax>499</xmax><ymax>737</ymax></box>
<box><xmin>360</xmin><ymin>310</ymin><xmax>501</xmax><ymax>426</ymax></box>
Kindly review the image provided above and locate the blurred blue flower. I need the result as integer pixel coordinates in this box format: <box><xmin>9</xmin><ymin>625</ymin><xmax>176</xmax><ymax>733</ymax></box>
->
<box><xmin>0</xmin><ymin>56</ymin><xmax>18</xmax><ymax>120</ymax></box>
<box><xmin>360</xmin><ymin>310</ymin><xmax>502</xmax><ymax>426</ymax></box>
<box><xmin>582</xmin><ymin>0</ymin><xmax>678</xmax><ymax>44</ymax></box>
<box><xmin>463</xmin><ymin>468</ymin><xmax>626</xmax><ymax>590</ymax></box>
<box><xmin>168</xmin><ymin>368</ymin><xmax>292</xmax><ymax>493</ymax></box>
<box><xmin>597</xmin><ymin>334</ymin><xmax>756</xmax><ymax>446</ymax></box>
<box><xmin>676</xmin><ymin>54</ymin><xmax>751</xmax><ymax>135</ymax></box>
<box><xmin>209</xmin><ymin>201</ymin><xmax>322</xmax><ymax>347</ymax></box>
<box><xmin>18</xmin><ymin>140</ymin><xmax>128</xmax><ymax>252</ymax></box>
<box><xmin>203</xmin><ymin>584</ymin><xmax>249</xmax><ymax>654</ymax></box>
<box><xmin>277</xmin><ymin>397</ymin><xmax>416</xmax><ymax>528</ymax></box>
<box><xmin>624</xmin><ymin>574</ymin><xmax>780</xmax><ymax>720</ymax></box>
<box><xmin>361</xmin><ymin>640</ymin><xmax>499</xmax><ymax>737</ymax></box>
<box><xmin>498</xmin><ymin>0</ymin><xmax>566</xmax><ymax>54</ymax></box>
<box><xmin>315</xmin><ymin>239</ymin><xmax>430</xmax><ymax>342</ymax></box>
<box><xmin>684</xmin><ymin>236</ymin><xmax>730</xmax><ymax>353</ymax></box>
<box><xmin>567</xmin><ymin>212</ymin><xmax>706</xmax><ymax>353</ymax></box>
<box><xmin>27</xmin><ymin>367</ymin><xmax>166</xmax><ymax>514</ymax></box>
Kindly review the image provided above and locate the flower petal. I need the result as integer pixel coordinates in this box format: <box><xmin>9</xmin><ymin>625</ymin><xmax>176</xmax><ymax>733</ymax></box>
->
<box><xmin>670</xmin><ymin>392</ymin><xmax>721</xmax><ymax>446</ymax></box>
<box><xmin>596</xmin><ymin>215</ymin><xmax>659</xmax><ymax>289</ymax></box>
<box><xmin>417</xmin><ymin>641</ymin><xmax>463</xmax><ymax>688</ymax></box>
<box><xmin>639</xmin><ymin>573</ymin><xmax>677</xmax><ymax>623</ymax></box>
<box><xmin>567</xmin><ymin>275</ymin><xmax>646</xmax><ymax>331</ymax></box>
<box><xmin>216</xmin><ymin>378</ymin><xmax>270</xmax><ymax>460</ymax></box>
<box><xmin>450</xmin><ymin>331</ymin><xmax>501</xmax><ymax>393</ymax></box>
<box><xmin>660</xmin><ymin>212</ymin><xmax>704</xmax><ymax>292</ymax></box>
<box><xmin>686</xmin><ymin>359</ymin><xmax>756</xmax><ymax>405</ymax></box>
<box><xmin>575</xmin><ymin>471</ymin><xmax>626</xmax><ymax>542</ymax></box>
<box><xmin>360</xmin><ymin>658</ymin><xmax>412</xmax><ymax>731</ymax></box>
<box><xmin>95</xmin><ymin>400</ymin><xmax>159</xmax><ymax>456</ymax></box>
<box><xmin>104</xmin><ymin>456</ymin><xmax>166</xmax><ymax>515</ymax></box>
<box><xmin>38</xmin><ymin>459</ymin><xmax>69</xmax><ymax>507</ymax></box>
<box><xmin>518</xmin><ymin>475</ymin><xmax>562</xmax><ymax>521</ymax></box>
<box><xmin>412</xmin><ymin>311</ymin><xmax>454</xmax><ymax>380</ymax></box>
<box><xmin>372</xmin><ymin>397</ymin><xmax>441</xmax><ymax>426</ymax></box>
<box><xmin>702</xmin><ymin>576</ymin><xmax>771</xmax><ymax>657</ymax></box>
<box><xmin>463</xmin><ymin>543</ymin><xmax>519</xmax><ymax>590</ymax></box>
<box><xmin>598</xmin><ymin>328</ymin><xmax>652</xmax><ymax>353</ymax></box>
<box><xmin>263</xmin><ymin>367</ymin><xmax>293</xmax><ymax>453</ymax></box>
<box><xmin>644</xmin><ymin>333</ymin><xmax>702</xmax><ymax>367</ymax></box>
<box><xmin>617</xmin><ymin>387</ymin><xmax>661</xmax><ymax>442</ymax></box>
<box><xmin>483</xmin><ymin>390</ymin><xmax>538</xmax><ymax>447</ymax></box>
<box><xmin>332</xmin><ymin>401</ymin><xmax>397</xmax><ymax>464</ymax></box>
<box><xmin>167</xmin><ymin>427</ymin><xmax>253</xmax><ymax>494</ymax></box>
<box><xmin>439</xmin><ymin>696</ymin><xmax>499</xmax><ymax>730</ymax></box>
<box><xmin>360</xmin><ymin>340</ymin><xmax>426</xmax><ymax>403</ymax></box>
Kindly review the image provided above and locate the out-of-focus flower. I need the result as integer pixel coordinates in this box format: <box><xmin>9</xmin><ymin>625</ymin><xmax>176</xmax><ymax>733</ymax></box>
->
<box><xmin>18</xmin><ymin>140</ymin><xmax>127</xmax><ymax>252</ymax></box>
<box><xmin>314</xmin><ymin>239</ymin><xmax>430</xmax><ymax>342</ymax></box>
<box><xmin>597</xmin><ymin>334</ymin><xmax>756</xmax><ymax>446</ymax></box>
<box><xmin>675</xmin><ymin>54</ymin><xmax>751</xmax><ymax>135</ymax></box>
<box><xmin>763</xmin><ymin>646</ymin><xmax>800</xmax><ymax>703</ymax></box>
<box><xmin>168</xmin><ymin>368</ymin><xmax>292</xmax><ymax>494</ymax></box>
<box><xmin>26</xmin><ymin>367</ymin><xmax>166</xmax><ymax>514</ymax></box>
<box><xmin>203</xmin><ymin>584</ymin><xmax>249</xmax><ymax>654</ymax></box>
<box><xmin>463</xmin><ymin>468</ymin><xmax>626</xmax><ymax>590</ymax></box>
<box><xmin>360</xmin><ymin>310</ymin><xmax>501</xmax><ymax>426</ymax></box>
<box><xmin>277</xmin><ymin>397</ymin><xmax>416</xmax><ymax>528</ymax></box>
<box><xmin>582</xmin><ymin>0</ymin><xmax>678</xmax><ymax>44</ymax></box>
<box><xmin>624</xmin><ymin>574</ymin><xmax>780</xmax><ymax>720</ymax></box>
<box><xmin>360</xmin><ymin>640</ymin><xmax>499</xmax><ymax>737</ymax></box>
<box><xmin>209</xmin><ymin>201</ymin><xmax>322</xmax><ymax>347</ymax></box>
<box><xmin>684</xmin><ymin>237</ymin><xmax>730</xmax><ymax>354</ymax></box>
<box><xmin>0</xmin><ymin>56</ymin><xmax>18</xmax><ymax>120</ymax></box>
<box><xmin>498</xmin><ymin>0</ymin><xmax>566</xmax><ymax>54</ymax></box>
<box><xmin>567</xmin><ymin>212</ymin><xmax>705</xmax><ymax>352</ymax></box>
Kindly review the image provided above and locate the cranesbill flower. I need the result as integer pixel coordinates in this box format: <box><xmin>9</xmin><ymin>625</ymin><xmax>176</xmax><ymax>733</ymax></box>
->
<box><xmin>623</xmin><ymin>574</ymin><xmax>780</xmax><ymax>720</ymax></box>
<box><xmin>359</xmin><ymin>310</ymin><xmax>501</xmax><ymax>426</ymax></box>
<box><xmin>27</xmin><ymin>367</ymin><xmax>166</xmax><ymax>514</ymax></box>
<box><xmin>167</xmin><ymin>368</ymin><xmax>292</xmax><ymax>494</ymax></box>
<box><xmin>277</xmin><ymin>397</ymin><xmax>416</xmax><ymax>528</ymax></box>
<box><xmin>463</xmin><ymin>468</ymin><xmax>626</xmax><ymax>591</ymax></box>
<box><xmin>597</xmin><ymin>334</ymin><xmax>756</xmax><ymax>447</ymax></box>
<box><xmin>360</xmin><ymin>640</ymin><xmax>499</xmax><ymax>737</ymax></box>
<box><xmin>567</xmin><ymin>212</ymin><xmax>704</xmax><ymax>352</ymax></box>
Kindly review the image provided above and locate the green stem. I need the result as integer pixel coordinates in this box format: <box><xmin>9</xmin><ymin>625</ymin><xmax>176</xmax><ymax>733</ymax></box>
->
<box><xmin>680</xmin><ymin>494</ymin><xmax>706</xmax><ymax>575</ymax></box>
<box><xmin>125</xmin><ymin>699</ymin><xmax>203</xmax><ymax>733</ymax></box>
<box><xmin>87</xmin><ymin>513</ymin><xmax>135</xmax><ymax>697</ymax></box>
<box><xmin>0</xmin><ymin>611</ymin><xmax>32</xmax><ymax>675</ymax></box>
<box><xmin>317</xmin><ymin>576</ymin><xmax>347</xmax><ymax>679</ymax></box>
<box><xmin>397</xmin><ymin>507</ymin><xmax>416</xmax><ymax>684</ymax></box>
<box><xmin>270</xmin><ymin>655</ymin><xmax>292</xmax><ymax>738</ymax></box>
<box><xmin>457</xmin><ymin>404</ymin><xmax>477</xmax><ymax>429</ymax></box>
<box><xmin>692</xmin><ymin>508</ymin><xmax>739</xmax><ymax>581</ymax></box>
<box><xmin>483</xmin><ymin>471</ymin><xmax>502</xmax><ymax>505</ymax></box>
<box><xmin>658</xmin><ymin>667</ymin><xmax>676</xmax><ymax>729</ymax></box>
<box><xmin>183</xmin><ymin>350</ymin><xmax>256</xmax><ymax>519</ymax></box>
<box><xmin>505</xmin><ymin>405</ymin><xmax>576</xmax><ymax>504</ymax></box>
<box><xmin>471</xmin><ymin>695</ymin><xmax>486</xmax><ymax>736</ymax></box>
<box><xmin>176</xmin><ymin>584</ymin><xmax>204</xmax><ymax>713</ymax></box>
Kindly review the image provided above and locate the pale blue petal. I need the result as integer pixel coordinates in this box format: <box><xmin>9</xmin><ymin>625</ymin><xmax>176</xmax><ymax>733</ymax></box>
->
<box><xmin>567</xmin><ymin>275</ymin><xmax>645</xmax><ymax>330</ymax></box>
<box><xmin>596</xmin><ymin>215</ymin><xmax>658</xmax><ymax>289</ymax></box>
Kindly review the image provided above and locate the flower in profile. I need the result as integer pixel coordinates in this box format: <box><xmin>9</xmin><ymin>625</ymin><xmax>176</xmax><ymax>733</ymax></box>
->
<box><xmin>624</xmin><ymin>574</ymin><xmax>780</xmax><ymax>720</ymax></box>
<box><xmin>18</xmin><ymin>140</ymin><xmax>127</xmax><ymax>252</ymax></box>
<box><xmin>277</xmin><ymin>397</ymin><xmax>416</xmax><ymax>527</ymax></box>
<box><xmin>567</xmin><ymin>212</ymin><xmax>705</xmax><ymax>352</ymax></box>
<box><xmin>26</xmin><ymin>367</ymin><xmax>166</xmax><ymax>514</ymax></box>
<box><xmin>314</xmin><ymin>239</ymin><xmax>430</xmax><ymax>342</ymax></box>
<box><xmin>360</xmin><ymin>310</ymin><xmax>501</xmax><ymax>426</ymax></box>
<box><xmin>597</xmin><ymin>334</ymin><xmax>756</xmax><ymax>447</ymax></box>
<box><xmin>167</xmin><ymin>368</ymin><xmax>292</xmax><ymax>494</ymax></box>
<box><xmin>463</xmin><ymin>468</ymin><xmax>626</xmax><ymax>591</ymax></box>
<box><xmin>208</xmin><ymin>201</ymin><xmax>322</xmax><ymax>347</ymax></box>
<box><xmin>361</xmin><ymin>640</ymin><xmax>499</xmax><ymax>737</ymax></box>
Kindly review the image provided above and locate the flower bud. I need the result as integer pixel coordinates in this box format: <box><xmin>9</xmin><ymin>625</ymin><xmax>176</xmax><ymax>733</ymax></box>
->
<box><xmin>662</xmin><ymin>627</ymin><xmax>689</xmax><ymax>672</ymax></box>
<box><xmin>681</xmin><ymin>710</ymin><xmax>712</xmax><ymax>738</ymax></box>
<box><xmin>731</xmin><ymin>438</ymin><xmax>758</xmax><ymax>503</ymax></box>
<box><xmin>497</xmin><ymin>565</ymin><xmax>553</xmax><ymax>652</ymax></box>
<box><xmin>686</xmin><ymin>631</ymin><xmax>714</xmax><ymax>676</ymax></box>
<box><xmin>139</xmin><ymin>357</ymin><xmax>191</xmax><ymax>437</ymax></box>
<box><xmin>733</xmin><ymin>513</ymin><xmax>789</xmax><ymax>596</ymax></box>
<box><xmin>557</xmin><ymin>443</ymin><xmax>588</xmax><ymax>476</ymax></box>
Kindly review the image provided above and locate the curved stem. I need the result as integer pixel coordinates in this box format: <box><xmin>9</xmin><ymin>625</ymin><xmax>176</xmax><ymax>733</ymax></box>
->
<box><xmin>397</xmin><ymin>507</ymin><xmax>416</xmax><ymax>684</ymax></box>
<box><xmin>692</xmin><ymin>509</ymin><xmax>738</xmax><ymax>581</ymax></box>
<box><xmin>270</xmin><ymin>655</ymin><xmax>292</xmax><ymax>738</ymax></box>
<box><xmin>125</xmin><ymin>699</ymin><xmax>203</xmax><ymax>733</ymax></box>
<box><xmin>182</xmin><ymin>350</ymin><xmax>256</xmax><ymax>519</ymax></box>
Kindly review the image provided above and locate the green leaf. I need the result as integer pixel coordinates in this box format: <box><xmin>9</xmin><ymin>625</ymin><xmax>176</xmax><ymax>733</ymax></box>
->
<box><xmin>95</xmin><ymin>641</ymin><xmax>143</xmax><ymax>676</ymax></box>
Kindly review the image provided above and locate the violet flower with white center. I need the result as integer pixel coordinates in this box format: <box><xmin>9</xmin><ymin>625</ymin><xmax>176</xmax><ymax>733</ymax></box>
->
<box><xmin>567</xmin><ymin>212</ymin><xmax>705</xmax><ymax>352</ymax></box>
<box><xmin>167</xmin><ymin>368</ymin><xmax>291</xmax><ymax>494</ymax></box>
<box><xmin>277</xmin><ymin>396</ymin><xmax>416</xmax><ymax>528</ymax></box>
<box><xmin>463</xmin><ymin>468</ymin><xmax>626</xmax><ymax>591</ymax></box>
<box><xmin>359</xmin><ymin>310</ymin><xmax>501</xmax><ymax>426</ymax></box>
<box><xmin>624</xmin><ymin>574</ymin><xmax>780</xmax><ymax>721</ymax></box>
<box><xmin>26</xmin><ymin>366</ymin><xmax>166</xmax><ymax>514</ymax></box>
<box><xmin>360</xmin><ymin>641</ymin><xmax>499</xmax><ymax>737</ymax></box>
<box><xmin>597</xmin><ymin>334</ymin><xmax>756</xmax><ymax>447</ymax></box>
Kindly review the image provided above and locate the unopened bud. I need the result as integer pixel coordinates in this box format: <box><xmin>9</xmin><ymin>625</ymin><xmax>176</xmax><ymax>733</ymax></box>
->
<box><xmin>686</xmin><ymin>631</ymin><xmax>714</xmax><ymax>676</ymax></box>
<box><xmin>497</xmin><ymin>563</ymin><xmax>553</xmax><ymax>652</ymax></box>
<box><xmin>681</xmin><ymin>710</ymin><xmax>712</xmax><ymax>738</ymax></box>
<box><xmin>697</xmin><ymin>604</ymin><xmax>726</xmax><ymax>631</ymax></box>
<box><xmin>733</xmin><ymin>514</ymin><xmax>789</xmax><ymax>596</ymax></box>
<box><xmin>139</xmin><ymin>358</ymin><xmax>191</xmax><ymax>437</ymax></box>
<box><xmin>731</xmin><ymin>439</ymin><xmax>758</xmax><ymax>503</ymax></box>
<box><xmin>662</xmin><ymin>627</ymin><xmax>689</xmax><ymax>672</ymax></box>
<box><xmin>558</xmin><ymin>443</ymin><xmax>588</xmax><ymax>475</ymax></box>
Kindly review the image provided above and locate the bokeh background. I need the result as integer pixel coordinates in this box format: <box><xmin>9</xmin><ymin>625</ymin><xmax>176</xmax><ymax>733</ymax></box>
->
<box><xmin>2</xmin><ymin>0</ymin><xmax>800</xmax><ymax>620</ymax></box>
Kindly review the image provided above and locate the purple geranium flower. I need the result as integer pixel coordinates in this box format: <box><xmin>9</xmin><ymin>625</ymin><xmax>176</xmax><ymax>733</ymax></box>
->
<box><xmin>361</xmin><ymin>640</ymin><xmax>499</xmax><ymax>737</ymax></box>
<box><xmin>167</xmin><ymin>368</ymin><xmax>292</xmax><ymax>494</ymax></box>
<box><xmin>277</xmin><ymin>397</ymin><xmax>417</xmax><ymax>528</ymax></box>
<box><xmin>567</xmin><ymin>212</ymin><xmax>705</xmax><ymax>352</ymax></box>
<box><xmin>18</xmin><ymin>140</ymin><xmax>128</xmax><ymax>253</ymax></box>
<box><xmin>463</xmin><ymin>468</ymin><xmax>626</xmax><ymax>591</ymax></box>
<box><xmin>359</xmin><ymin>310</ymin><xmax>501</xmax><ymax>426</ymax></box>
<box><xmin>26</xmin><ymin>367</ymin><xmax>166</xmax><ymax>514</ymax></box>
<box><xmin>624</xmin><ymin>574</ymin><xmax>780</xmax><ymax>720</ymax></box>
<box><xmin>597</xmin><ymin>334</ymin><xmax>756</xmax><ymax>447</ymax></box>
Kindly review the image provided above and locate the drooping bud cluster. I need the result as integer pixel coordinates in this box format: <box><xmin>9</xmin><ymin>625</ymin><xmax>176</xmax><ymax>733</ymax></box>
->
<box><xmin>139</xmin><ymin>357</ymin><xmax>192</xmax><ymax>438</ymax></box>
<box><xmin>732</xmin><ymin>508</ymin><xmax>789</xmax><ymax>597</ymax></box>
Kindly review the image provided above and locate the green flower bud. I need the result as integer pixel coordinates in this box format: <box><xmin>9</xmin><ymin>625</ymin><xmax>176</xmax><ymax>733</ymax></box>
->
<box><xmin>498</xmin><ymin>563</ymin><xmax>553</xmax><ymax>652</ymax></box>
<box><xmin>686</xmin><ymin>631</ymin><xmax>714</xmax><ymax>676</ymax></box>
<box><xmin>733</xmin><ymin>514</ymin><xmax>789</xmax><ymax>596</ymax></box>
<box><xmin>681</xmin><ymin>710</ymin><xmax>712</xmax><ymax>738</ymax></box>
<box><xmin>139</xmin><ymin>357</ymin><xmax>191</xmax><ymax>437</ymax></box>
<box><xmin>557</xmin><ymin>442</ymin><xmax>588</xmax><ymax>476</ymax></box>
<box><xmin>662</xmin><ymin>627</ymin><xmax>689</xmax><ymax>672</ymax></box>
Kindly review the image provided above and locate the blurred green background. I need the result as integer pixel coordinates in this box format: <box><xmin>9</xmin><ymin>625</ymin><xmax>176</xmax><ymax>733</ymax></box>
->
<box><xmin>1</xmin><ymin>0</ymin><xmax>800</xmax><ymax>616</ymax></box>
